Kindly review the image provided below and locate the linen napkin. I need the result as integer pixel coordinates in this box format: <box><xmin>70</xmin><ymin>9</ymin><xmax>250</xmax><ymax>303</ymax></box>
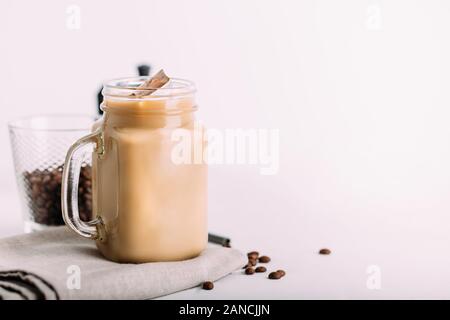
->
<box><xmin>0</xmin><ymin>227</ymin><xmax>246</xmax><ymax>300</ymax></box>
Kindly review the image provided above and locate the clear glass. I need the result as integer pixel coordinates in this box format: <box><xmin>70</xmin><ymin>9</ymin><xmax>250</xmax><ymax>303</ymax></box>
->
<box><xmin>62</xmin><ymin>77</ymin><xmax>208</xmax><ymax>263</ymax></box>
<box><xmin>8</xmin><ymin>115</ymin><xmax>95</xmax><ymax>232</ymax></box>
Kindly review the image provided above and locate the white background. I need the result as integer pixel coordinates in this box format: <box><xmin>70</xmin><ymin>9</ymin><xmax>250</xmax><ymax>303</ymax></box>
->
<box><xmin>2</xmin><ymin>0</ymin><xmax>450</xmax><ymax>299</ymax></box>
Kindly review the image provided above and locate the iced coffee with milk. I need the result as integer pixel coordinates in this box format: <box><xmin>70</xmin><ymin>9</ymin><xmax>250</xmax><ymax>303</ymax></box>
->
<box><xmin>62</xmin><ymin>71</ymin><xmax>207</xmax><ymax>263</ymax></box>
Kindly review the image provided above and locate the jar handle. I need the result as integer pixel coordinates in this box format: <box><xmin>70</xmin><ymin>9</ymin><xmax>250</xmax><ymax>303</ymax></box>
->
<box><xmin>61</xmin><ymin>130</ymin><xmax>103</xmax><ymax>239</ymax></box>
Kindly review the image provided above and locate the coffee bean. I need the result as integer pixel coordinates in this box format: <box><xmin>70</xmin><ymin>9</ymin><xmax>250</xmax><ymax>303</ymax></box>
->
<box><xmin>81</xmin><ymin>166</ymin><xmax>91</xmax><ymax>179</ymax></box>
<box><xmin>35</xmin><ymin>197</ymin><xmax>45</xmax><ymax>207</ymax></box>
<box><xmin>255</xmin><ymin>266</ymin><xmax>267</xmax><ymax>273</ymax></box>
<box><xmin>202</xmin><ymin>281</ymin><xmax>214</xmax><ymax>290</ymax></box>
<box><xmin>245</xmin><ymin>267</ymin><xmax>255</xmax><ymax>275</ymax></box>
<box><xmin>42</xmin><ymin>192</ymin><xmax>51</xmax><ymax>201</ymax></box>
<box><xmin>277</xmin><ymin>270</ymin><xmax>286</xmax><ymax>277</ymax></box>
<box><xmin>29</xmin><ymin>175</ymin><xmax>40</xmax><ymax>184</ymax></box>
<box><xmin>247</xmin><ymin>251</ymin><xmax>259</xmax><ymax>260</ymax></box>
<box><xmin>54</xmin><ymin>172</ymin><xmax>62</xmax><ymax>184</ymax></box>
<box><xmin>48</xmin><ymin>180</ymin><xmax>58</xmax><ymax>191</ymax></box>
<box><xmin>258</xmin><ymin>255</ymin><xmax>271</xmax><ymax>263</ymax></box>
<box><xmin>31</xmin><ymin>184</ymin><xmax>40</xmax><ymax>197</ymax></box>
<box><xmin>319</xmin><ymin>248</ymin><xmax>331</xmax><ymax>255</ymax></box>
<box><xmin>248</xmin><ymin>258</ymin><xmax>257</xmax><ymax>266</ymax></box>
<box><xmin>268</xmin><ymin>271</ymin><xmax>282</xmax><ymax>280</ymax></box>
<box><xmin>42</xmin><ymin>175</ymin><xmax>51</xmax><ymax>184</ymax></box>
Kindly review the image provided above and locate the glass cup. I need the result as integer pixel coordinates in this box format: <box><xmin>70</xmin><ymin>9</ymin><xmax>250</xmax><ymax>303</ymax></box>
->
<box><xmin>8</xmin><ymin>115</ymin><xmax>95</xmax><ymax>232</ymax></box>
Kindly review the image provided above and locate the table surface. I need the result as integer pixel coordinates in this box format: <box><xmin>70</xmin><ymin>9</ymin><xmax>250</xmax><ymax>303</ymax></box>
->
<box><xmin>2</xmin><ymin>190</ymin><xmax>450</xmax><ymax>300</ymax></box>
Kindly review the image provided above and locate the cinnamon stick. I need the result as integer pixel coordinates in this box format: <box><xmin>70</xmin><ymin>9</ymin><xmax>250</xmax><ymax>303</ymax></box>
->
<box><xmin>132</xmin><ymin>69</ymin><xmax>170</xmax><ymax>97</ymax></box>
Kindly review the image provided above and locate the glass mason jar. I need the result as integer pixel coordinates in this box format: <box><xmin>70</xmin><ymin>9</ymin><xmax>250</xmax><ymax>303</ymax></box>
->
<box><xmin>61</xmin><ymin>77</ymin><xmax>207</xmax><ymax>263</ymax></box>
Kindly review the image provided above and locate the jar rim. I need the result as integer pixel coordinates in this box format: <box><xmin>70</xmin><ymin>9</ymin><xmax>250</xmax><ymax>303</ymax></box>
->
<box><xmin>8</xmin><ymin>114</ymin><xmax>95</xmax><ymax>132</ymax></box>
<box><xmin>102</xmin><ymin>76</ymin><xmax>196</xmax><ymax>100</ymax></box>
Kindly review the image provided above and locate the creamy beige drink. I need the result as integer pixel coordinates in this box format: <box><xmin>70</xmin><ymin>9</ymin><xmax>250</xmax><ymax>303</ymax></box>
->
<box><xmin>62</xmin><ymin>74</ymin><xmax>207</xmax><ymax>263</ymax></box>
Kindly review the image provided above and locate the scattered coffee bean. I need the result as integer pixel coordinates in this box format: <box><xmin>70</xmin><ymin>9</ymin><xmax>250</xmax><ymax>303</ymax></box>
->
<box><xmin>255</xmin><ymin>266</ymin><xmax>267</xmax><ymax>273</ymax></box>
<box><xmin>277</xmin><ymin>270</ymin><xmax>286</xmax><ymax>277</ymax></box>
<box><xmin>202</xmin><ymin>281</ymin><xmax>214</xmax><ymax>290</ymax></box>
<box><xmin>319</xmin><ymin>248</ymin><xmax>331</xmax><ymax>255</ymax></box>
<box><xmin>248</xmin><ymin>258</ymin><xmax>257</xmax><ymax>266</ymax></box>
<box><xmin>23</xmin><ymin>165</ymin><xmax>93</xmax><ymax>225</ymax></box>
<box><xmin>268</xmin><ymin>271</ymin><xmax>282</xmax><ymax>280</ymax></box>
<box><xmin>258</xmin><ymin>255</ymin><xmax>271</xmax><ymax>263</ymax></box>
<box><xmin>242</xmin><ymin>262</ymin><xmax>253</xmax><ymax>269</ymax></box>
<box><xmin>245</xmin><ymin>267</ymin><xmax>255</xmax><ymax>275</ymax></box>
<box><xmin>247</xmin><ymin>251</ymin><xmax>259</xmax><ymax>260</ymax></box>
